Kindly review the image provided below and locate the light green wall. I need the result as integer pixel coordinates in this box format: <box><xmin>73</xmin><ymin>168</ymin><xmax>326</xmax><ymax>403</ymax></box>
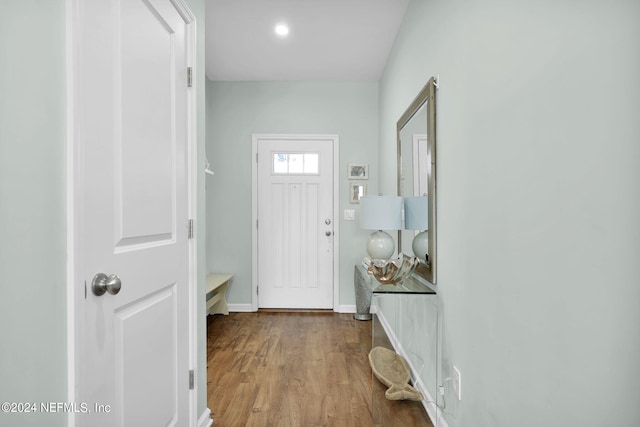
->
<box><xmin>206</xmin><ymin>81</ymin><xmax>378</xmax><ymax>308</ymax></box>
<box><xmin>0</xmin><ymin>1</ymin><xmax>208</xmax><ymax>424</ymax></box>
<box><xmin>380</xmin><ymin>0</ymin><xmax>640</xmax><ymax>426</ymax></box>
<box><xmin>0</xmin><ymin>1</ymin><xmax>67</xmax><ymax>426</ymax></box>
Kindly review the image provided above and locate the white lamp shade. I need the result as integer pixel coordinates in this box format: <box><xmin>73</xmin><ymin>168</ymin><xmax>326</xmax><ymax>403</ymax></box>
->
<box><xmin>404</xmin><ymin>196</ymin><xmax>428</xmax><ymax>230</ymax></box>
<box><xmin>360</xmin><ymin>196</ymin><xmax>403</xmax><ymax>230</ymax></box>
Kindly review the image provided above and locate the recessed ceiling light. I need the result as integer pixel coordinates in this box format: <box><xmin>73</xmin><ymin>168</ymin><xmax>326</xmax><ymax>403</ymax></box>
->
<box><xmin>274</xmin><ymin>23</ymin><xmax>289</xmax><ymax>38</ymax></box>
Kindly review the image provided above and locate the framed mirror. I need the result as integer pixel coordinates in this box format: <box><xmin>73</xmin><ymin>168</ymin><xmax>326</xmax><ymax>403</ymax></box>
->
<box><xmin>397</xmin><ymin>77</ymin><xmax>436</xmax><ymax>284</ymax></box>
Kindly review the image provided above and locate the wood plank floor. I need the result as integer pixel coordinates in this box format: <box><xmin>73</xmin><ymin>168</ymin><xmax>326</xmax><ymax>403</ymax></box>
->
<box><xmin>206</xmin><ymin>311</ymin><xmax>432</xmax><ymax>427</ymax></box>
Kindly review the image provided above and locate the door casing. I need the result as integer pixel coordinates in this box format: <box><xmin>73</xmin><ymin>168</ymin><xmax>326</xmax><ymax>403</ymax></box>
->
<box><xmin>252</xmin><ymin>134</ymin><xmax>340</xmax><ymax>312</ymax></box>
<box><xmin>65</xmin><ymin>0</ymin><xmax>200</xmax><ymax>425</ymax></box>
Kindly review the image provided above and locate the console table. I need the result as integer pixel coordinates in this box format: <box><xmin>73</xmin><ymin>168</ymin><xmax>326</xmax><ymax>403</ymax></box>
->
<box><xmin>371</xmin><ymin>276</ymin><xmax>438</xmax><ymax>426</ymax></box>
<box><xmin>206</xmin><ymin>273</ymin><xmax>233</xmax><ymax>316</ymax></box>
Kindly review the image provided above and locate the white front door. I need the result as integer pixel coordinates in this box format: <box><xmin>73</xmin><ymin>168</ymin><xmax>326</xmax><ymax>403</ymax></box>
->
<box><xmin>256</xmin><ymin>136</ymin><xmax>335</xmax><ymax>309</ymax></box>
<box><xmin>71</xmin><ymin>1</ymin><xmax>193</xmax><ymax>426</ymax></box>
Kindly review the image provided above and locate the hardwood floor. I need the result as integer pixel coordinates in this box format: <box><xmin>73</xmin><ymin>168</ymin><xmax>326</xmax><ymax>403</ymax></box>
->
<box><xmin>206</xmin><ymin>311</ymin><xmax>432</xmax><ymax>427</ymax></box>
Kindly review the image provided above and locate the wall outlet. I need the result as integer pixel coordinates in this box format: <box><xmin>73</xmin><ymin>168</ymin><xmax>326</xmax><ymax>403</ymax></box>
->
<box><xmin>453</xmin><ymin>366</ymin><xmax>462</xmax><ymax>401</ymax></box>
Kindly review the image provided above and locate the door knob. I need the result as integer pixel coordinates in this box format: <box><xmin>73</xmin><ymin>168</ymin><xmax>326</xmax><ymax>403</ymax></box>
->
<box><xmin>92</xmin><ymin>273</ymin><xmax>122</xmax><ymax>296</ymax></box>
<box><xmin>325</xmin><ymin>231</ymin><xmax>332</xmax><ymax>236</ymax></box>
<box><xmin>325</xmin><ymin>219</ymin><xmax>331</xmax><ymax>225</ymax></box>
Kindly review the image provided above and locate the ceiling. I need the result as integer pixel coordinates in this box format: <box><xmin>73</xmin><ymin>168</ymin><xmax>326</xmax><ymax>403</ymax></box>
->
<box><xmin>205</xmin><ymin>0</ymin><xmax>410</xmax><ymax>82</ymax></box>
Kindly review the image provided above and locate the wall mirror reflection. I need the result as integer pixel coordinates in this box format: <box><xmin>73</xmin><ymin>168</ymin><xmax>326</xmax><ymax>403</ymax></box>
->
<box><xmin>398</xmin><ymin>77</ymin><xmax>437</xmax><ymax>284</ymax></box>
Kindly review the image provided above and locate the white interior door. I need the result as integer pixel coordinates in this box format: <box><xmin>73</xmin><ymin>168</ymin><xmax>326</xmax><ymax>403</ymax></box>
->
<box><xmin>72</xmin><ymin>1</ymin><xmax>193</xmax><ymax>426</ymax></box>
<box><xmin>257</xmin><ymin>136</ymin><xmax>335</xmax><ymax>309</ymax></box>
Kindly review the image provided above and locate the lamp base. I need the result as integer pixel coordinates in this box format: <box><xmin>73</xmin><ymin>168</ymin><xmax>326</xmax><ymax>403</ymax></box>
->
<box><xmin>367</xmin><ymin>230</ymin><xmax>395</xmax><ymax>260</ymax></box>
<box><xmin>412</xmin><ymin>230</ymin><xmax>428</xmax><ymax>262</ymax></box>
<box><xmin>367</xmin><ymin>230</ymin><xmax>396</xmax><ymax>259</ymax></box>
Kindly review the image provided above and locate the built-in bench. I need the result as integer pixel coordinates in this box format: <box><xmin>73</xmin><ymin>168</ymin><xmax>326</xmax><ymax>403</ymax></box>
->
<box><xmin>205</xmin><ymin>273</ymin><xmax>233</xmax><ymax>316</ymax></box>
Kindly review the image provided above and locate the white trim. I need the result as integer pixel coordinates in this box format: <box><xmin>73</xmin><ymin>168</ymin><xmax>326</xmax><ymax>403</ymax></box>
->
<box><xmin>227</xmin><ymin>303</ymin><xmax>255</xmax><ymax>313</ymax></box>
<box><xmin>332</xmin><ymin>136</ymin><xmax>340</xmax><ymax>312</ymax></box>
<box><xmin>198</xmin><ymin>408</ymin><xmax>213</xmax><ymax>427</ymax></box>
<box><xmin>252</xmin><ymin>136</ymin><xmax>258</xmax><ymax>312</ymax></box>
<box><xmin>376</xmin><ymin>310</ymin><xmax>448</xmax><ymax>427</ymax></box>
<box><xmin>227</xmin><ymin>303</ymin><xmax>351</xmax><ymax>313</ymax></box>
<box><xmin>375</xmin><ymin>308</ymin><xmax>400</xmax><ymax>349</ymax></box>
<box><xmin>65</xmin><ymin>1</ymin><xmax>79</xmax><ymax>425</ymax></box>
<box><xmin>179</xmin><ymin>3</ymin><xmax>199</xmax><ymax>427</ymax></box>
<box><xmin>337</xmin><ymin>304</ymin><xmax>356</xmax><ymax>314</ymax></box>
<box><xmin>251</xmin><ymin>134</ymin><xmax>340</xmax><ymax>312</ymax></box>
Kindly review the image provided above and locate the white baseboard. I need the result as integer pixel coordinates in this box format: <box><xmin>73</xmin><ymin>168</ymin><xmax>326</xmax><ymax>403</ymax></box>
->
<box><xmin>413</xmin><ymin>368</ymin><xmax>449</xmax><ymax>427</ymax></box>
<box><xmin>375</xmin><ymin>311</ymin><xmax>448</xmax><ymax>427</ymax></box>
<box><xmin>228</xmin><ymin>304</ymin><xmax>357</xmax><ymax>313</ymax></box>
<box><xmin>227</xmin><ymin>303</ymin><xmax>255</xmax><ymax>312</ymax></box>
<box><xmin>198</xmin><ymin>408</ymin><xmax>213</xmax><ymax>427</ymax></box>
<box><xmin>337</xmin><ymin>304</ymin><xmax>356</xmax><ymax>313</ymax></box>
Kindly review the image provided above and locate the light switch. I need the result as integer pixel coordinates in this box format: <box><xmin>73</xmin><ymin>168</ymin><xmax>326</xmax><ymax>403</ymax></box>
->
<box><xmin>344</xmin><ymin>209</ymin><xmax>356</xmax><ymax>221</ymax></box>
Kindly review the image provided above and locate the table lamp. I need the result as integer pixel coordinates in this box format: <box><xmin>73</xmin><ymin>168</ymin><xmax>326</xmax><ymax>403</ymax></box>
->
<box><xmin>359</xmin><ymin>195</ymin><xmax>402</xmax><ymax>259</ymax></box>
<box><xmin>404</xmin><ymin>196</ymin><xmax>428</xmax><ymax>262</ymax></box>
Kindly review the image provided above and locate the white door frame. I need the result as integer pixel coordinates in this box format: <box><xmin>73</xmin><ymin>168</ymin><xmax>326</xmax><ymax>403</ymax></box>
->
<box><xmin>65</xmin><ymin>1</ymin><xmax>200</xmax><ymax>425</ymax></box>
<box><xmin>252</xmin><ymin>134</ymin><xmax>340</xmax><ymax>312</ymax></box>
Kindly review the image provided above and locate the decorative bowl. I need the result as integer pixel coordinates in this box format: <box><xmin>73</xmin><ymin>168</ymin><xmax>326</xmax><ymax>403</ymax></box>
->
<box><xmin>366</xmin><ymin>254</ymin><xmax>419</xmax><ymax>285</ymax></box>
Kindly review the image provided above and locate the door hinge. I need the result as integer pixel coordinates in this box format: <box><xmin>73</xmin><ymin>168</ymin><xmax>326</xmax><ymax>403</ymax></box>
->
<box><xmin>189</xmin><ymin>370</ymin><xmax>195</xmax><ymax>389</ymax></box>
<box><xmin>187</xmin><ymin>67</ymin><xmax>193</xmax><ymax>87</ymax></box>
<box><xmin>188</xmin><ymin>219</ymin><xmax>194</xmax><ymax>239</ymax></box>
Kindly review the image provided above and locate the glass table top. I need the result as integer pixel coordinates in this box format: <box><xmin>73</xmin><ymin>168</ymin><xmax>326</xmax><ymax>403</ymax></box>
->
<box><xmin>372</xmin><ymin>274</ymin><xmax>436</xmax><ymax>294</ymax></box>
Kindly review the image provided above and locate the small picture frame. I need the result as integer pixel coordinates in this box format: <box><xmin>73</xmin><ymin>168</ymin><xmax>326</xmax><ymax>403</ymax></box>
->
<box><xmin>348</xmin><ymin>163</ymin><xmax>369</xmax><ymax>180</ymax></box>
<box><xmin>350</xmin><ymin>183</ymin><xmax>367</xmax><ymax>203</ymax></box>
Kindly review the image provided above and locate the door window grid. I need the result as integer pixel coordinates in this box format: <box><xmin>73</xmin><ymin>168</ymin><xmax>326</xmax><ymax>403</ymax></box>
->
<box><xmin>273</xmin><ymin>153</ymin><xmax>319</xmax><ymax>175</ymax></box>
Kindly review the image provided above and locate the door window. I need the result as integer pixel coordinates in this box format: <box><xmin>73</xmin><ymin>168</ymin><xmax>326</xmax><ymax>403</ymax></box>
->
<box><xmin>272</xmin><ymin>153</ymin><xmax>319</xmax><ymax>175</ymax></box>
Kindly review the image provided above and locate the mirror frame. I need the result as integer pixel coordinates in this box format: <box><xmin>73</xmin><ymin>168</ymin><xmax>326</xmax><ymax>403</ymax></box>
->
<box><xmin>397</xmin><ymin>77</ymin><xmax>437</xmax><ymax>284</ymax></box>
